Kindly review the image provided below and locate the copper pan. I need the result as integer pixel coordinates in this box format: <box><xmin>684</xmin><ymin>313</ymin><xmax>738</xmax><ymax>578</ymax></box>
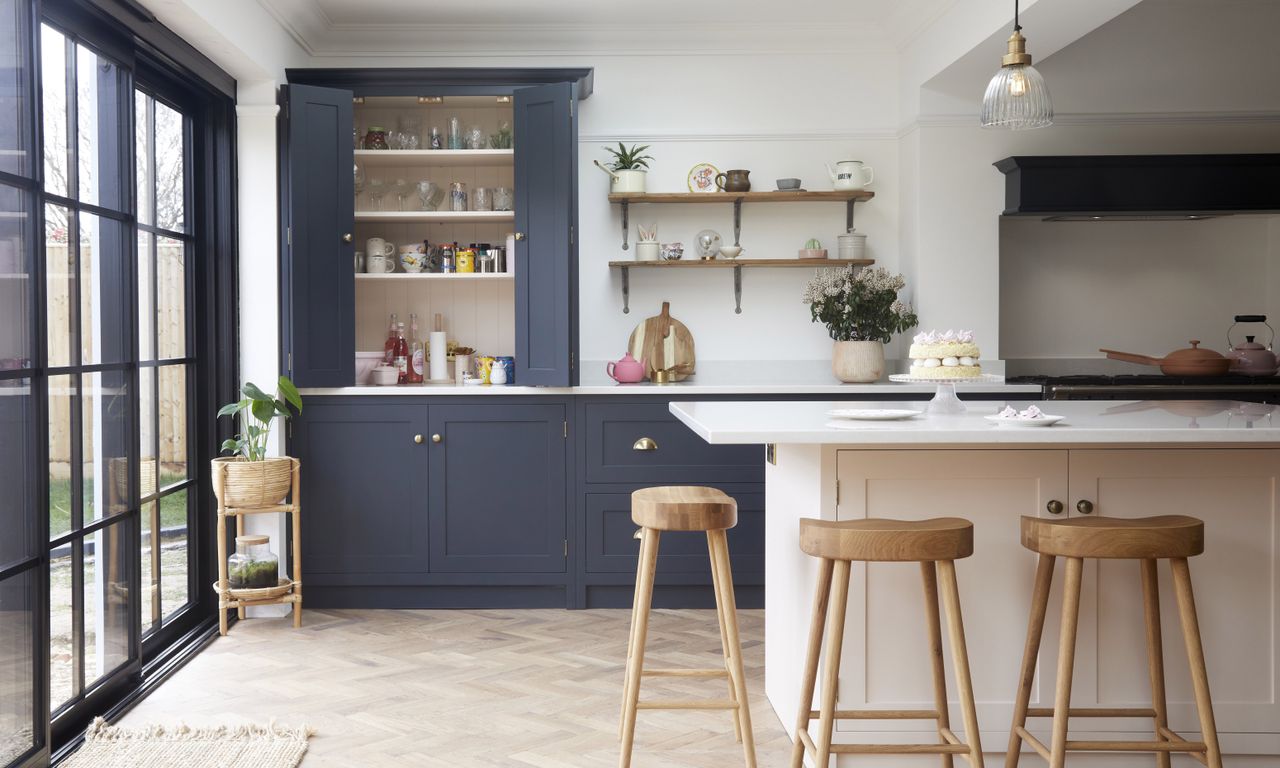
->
<box><xmin>1099</xmin><ymin>340</ymin><xmax>1233</xmax><ymax>376</ymax></box>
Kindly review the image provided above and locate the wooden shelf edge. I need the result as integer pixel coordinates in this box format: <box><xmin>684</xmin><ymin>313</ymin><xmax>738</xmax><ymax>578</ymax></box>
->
<box><xmin>355</xmin><ymin>273</ymin><xmax>513</xmax><ymax>280</ymax></box>
<box><xmin>607</xmin><ymin>190</ymin><xmax>874</xmax><ymax>203</ymax></box>
<box><xmin>608</xmin><ymin>258</ymin><xmax>875</xmax><ymax>268</ymax></box>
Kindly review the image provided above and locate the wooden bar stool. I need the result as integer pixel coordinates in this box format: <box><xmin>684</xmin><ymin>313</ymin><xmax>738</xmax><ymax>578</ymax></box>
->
<box><xmin>791</xmin><ymin>517</ymin><xmax>984</xmax><ymax>768</ymax></box>
<box><xmin>1007</xmin><ymin>515</ymin><xmax>1222</xmax><ymax>768</ymax></box>
<box><xmin>618</xmin><ymin>486</ymin><xmax>756</xmax><ymax>768</ymax></box>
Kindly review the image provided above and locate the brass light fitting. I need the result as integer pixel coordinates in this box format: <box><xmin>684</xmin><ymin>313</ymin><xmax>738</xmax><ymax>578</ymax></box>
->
<box><xmin>1002</xmin><ymin>28</ymin><xmax>1033</xmax><ymax>67</ymax></box>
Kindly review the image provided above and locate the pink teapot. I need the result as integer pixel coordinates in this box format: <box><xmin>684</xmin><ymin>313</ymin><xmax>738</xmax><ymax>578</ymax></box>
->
<box><xmin>607</xmin><ymin>353</ymin><xmax>647</xmax><ymax>384</ymax></box>
<box><xmin>1228</xmin><ymin>315</ymin><xmax>1279</xmax><ymax>376</ymax></box>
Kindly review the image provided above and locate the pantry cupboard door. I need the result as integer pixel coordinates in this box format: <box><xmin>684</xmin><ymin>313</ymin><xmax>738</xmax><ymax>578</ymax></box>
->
<box><xmin>833</xmin><ymin>449</ymin><xmax>1069</xmax><ymax>745</ymax></box>
<box><xmin>280</xmin><ymin>84</ymin><xmax>355</xmax><ymax>387</ymax></box>
<box><xmin>1067</xmin><ymin>449</ymin><xmax>1280</xmax><ymax>740</ymax></box>
<box><xmin>513</xmin><ymin>82</ymin><xmax>576</xmax><ymax>387</ymax></box>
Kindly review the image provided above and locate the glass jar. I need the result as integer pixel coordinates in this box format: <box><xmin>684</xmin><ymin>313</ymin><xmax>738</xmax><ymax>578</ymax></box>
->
<box><xmin>455</xmin><ymin>247</ymin><xmax>475</xmax><ymax>273</ymax></box>
<box><xmin>449</xmin><ymin>181</ymin><xmax>468</xmax><ymax>212</ymax></box>
<box><xmin>472</xmin><ymin>187</ymin><xmax>493</xmax><ymax>211</ymax></box>
<box><xmin>364</xmin><ymin>127</ymin><xmax>389</xmax><ymax>151</ymax></box>
<box><xmin>227</xmin><ymin>535</ymin><xmax>279</xmax><ymax>589</ymax></box>
<box><xmin>493</xmin><ymin>186</ymin><xmax>513</xmax><ymax>211</ymax></box>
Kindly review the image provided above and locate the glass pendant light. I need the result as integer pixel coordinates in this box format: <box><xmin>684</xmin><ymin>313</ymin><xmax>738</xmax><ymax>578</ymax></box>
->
<box><xmin>981</xmin><ymin>0</ymin><xmax>1053</xmax><ymax>130</ymax></box>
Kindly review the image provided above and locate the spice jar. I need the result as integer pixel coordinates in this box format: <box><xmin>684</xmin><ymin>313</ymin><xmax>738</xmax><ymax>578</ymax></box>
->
<box><xmin>227</xmin><ymin>535</ymin><xmax>279</xmax><ymax>589</ymax></box>
<box><xmin>364</xmin><ymin>127</ymin><xmax>389</xmax><ymax>151</ymax></box>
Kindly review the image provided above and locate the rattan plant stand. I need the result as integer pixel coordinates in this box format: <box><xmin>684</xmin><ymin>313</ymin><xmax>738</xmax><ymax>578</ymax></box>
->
<box><xmin>212</xmin><ymin>457</ymin><xmax>302</xmax><ymax>636</ymax></box>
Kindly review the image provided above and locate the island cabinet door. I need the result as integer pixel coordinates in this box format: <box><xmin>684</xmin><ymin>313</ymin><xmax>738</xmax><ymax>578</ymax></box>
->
<box><xmin>293</xmin><ymin>402</ymin><xmax>430</xmax><ymax>580</ymax></box>
<box><xmin>1067</xmin><ymin>449</ymin><xmax>1280</xmax><ymax>738</ymax></box>
<box><xmin>426</xmin><ymin>404</ymin><xmax>567</xmax><ymax>573</ymax></box>
<box><xmin>833</xmin><ymin>449</ymin><xmax>1069</xmax><ymax>740</ymax></box>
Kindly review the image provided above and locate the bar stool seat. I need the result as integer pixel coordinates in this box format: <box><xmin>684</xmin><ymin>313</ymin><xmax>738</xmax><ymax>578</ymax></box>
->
<box><xmin>631</xmin><ymin>485</ymin><xmax>738</xmax><ymax>531</ymax></box>
<box><xmin>1020</xmin><ymin>514</ymin><xmax>1204</xmax><ymax>559</ymax></box>
<box><xmin>800</xmin><ymin>517</ymin><xmax>974</xmax><ymax>562</ymax></box>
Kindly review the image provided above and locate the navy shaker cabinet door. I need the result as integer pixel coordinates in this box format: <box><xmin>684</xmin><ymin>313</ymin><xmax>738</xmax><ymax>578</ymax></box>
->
<box><xmin>294</xmin><ymin>402</ymin><xmax>430</xmax><ymax>579</ymax></box>
<box><xmin>281</xmin><ymin>84</ymin><xmax>355</xmax><ymax>387</ymax></box>
<box><xmin>514</xmin><ymin>82</ymin><xmax>576</xmax><ymax>387</ymax></box>
<box><xmin>427</xmin><ymin>404</ymin><xmax>568</xmax><ymax>573</ymax></box>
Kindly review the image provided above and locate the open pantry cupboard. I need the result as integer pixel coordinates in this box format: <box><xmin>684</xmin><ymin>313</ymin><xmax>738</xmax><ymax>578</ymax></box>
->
<box><xmin>280</xmin><ymin>69</ymin><xmax>592</xmax><ymax>388</ymax></box>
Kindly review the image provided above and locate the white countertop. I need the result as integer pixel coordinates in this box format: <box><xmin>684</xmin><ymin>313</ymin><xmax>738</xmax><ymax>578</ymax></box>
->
<box><xmin>302</xmin><ymin>360</ymin><xmax>1044</xmax><ymax>397</ymax></box>
<box><xmin>669</xmin><ymin>399</ymin><xmax>1280</xmax><ymax>445</ymax></box>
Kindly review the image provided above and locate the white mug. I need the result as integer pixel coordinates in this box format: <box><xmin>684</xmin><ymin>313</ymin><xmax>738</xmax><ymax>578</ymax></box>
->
<box><xmin>366</xmin><ymin>254</ymin><xmax>395</xmax><ymax>273</ymax></box>
<box><xmin>365</xmin><ymin>237</ymin><xmax>395</xmax><ymax>259</ymax></box>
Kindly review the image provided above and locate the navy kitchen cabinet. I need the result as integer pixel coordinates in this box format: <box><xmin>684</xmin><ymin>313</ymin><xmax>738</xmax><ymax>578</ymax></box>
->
<box><xmin>427</xmin><ymin>403</ymin><xmax>568</xmax><ymax>573</ymax></box>
<box><xmin>292</xmin><ymin>401</ymin><xmax>430</xmax><ymax>581</ymax></box>
<box><xmin>279</xmin><ymin>83</ymin><xmax>355</xmax><ymax>388</ymax></box>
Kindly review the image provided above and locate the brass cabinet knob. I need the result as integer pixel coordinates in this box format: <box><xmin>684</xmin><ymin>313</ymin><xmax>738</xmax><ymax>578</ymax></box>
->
<box><xmin>632</xmin><ymin>437</ymin><xmax>658</xmax><ymax>451</ymax></box>
<box><xmin>413</xmin><ymin>434</ymin><xmax>424</xmax><ymax>444</ymax></box>
<box><xmin>432</xmin><ymin>434</ymin><xmax>442</xmax><ymax>444</ymax></box>
<box><xmin>342</xmin><ymin>233</ymin><xmax>353</xmax><ymax>243</ymax></box>
<box><xmin>1046</xmin><ymin>500</ymin><xmax>1064</xmax><ymax>515</ymax></box>
<box><xmin>514</xmin><ymin>232</ymin><xmax>526</xmax><ymax>241</ymax></box>
<box><xmin>1076</xmin><ymin>500</ymin><xmax>1094</xmax><ymax>515</ymax></box>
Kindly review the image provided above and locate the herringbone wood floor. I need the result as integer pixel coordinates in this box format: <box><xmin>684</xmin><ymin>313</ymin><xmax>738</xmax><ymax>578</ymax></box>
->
<box><xmin>121</xmin><ymin>609</ymin><xmax>792</xmax><ymax>766</ymax></box>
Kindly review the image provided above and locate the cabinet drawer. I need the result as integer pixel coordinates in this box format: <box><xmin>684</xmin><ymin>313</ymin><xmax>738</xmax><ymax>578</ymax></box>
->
<box><xmin>583</xmin><ymin>489</ymin><xmax>764</xmax><ymax>575</ymax></box>
<box><xmin>583</xmin><ymin>402</ymin><xmax>763</xmax><ymax>484</ymax></box>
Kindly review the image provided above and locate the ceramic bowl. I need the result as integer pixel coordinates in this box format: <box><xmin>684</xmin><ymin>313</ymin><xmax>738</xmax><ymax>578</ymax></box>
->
<box><xmin>399</xmin><ymin>251</ymin><xmax>426</xmax><ymax>273</ymax></box>
<box><xmin>370</xmin><ymin>365</ymin><xmax>399</xmax><ymax>386</ymax></box>
<box><xmin>798</xmin><ymin>248</ymin><xmax>828</xmax><ymax>260</ymax></box>
<box><xmin>718</xmin><ymin>245</ymin><xmax>742</xmax><ymax>259</ymax></box>
<box><xmin>776</xmin><ymin>178</ymin><xmax>801</xmax><ymax>190</ymax></box>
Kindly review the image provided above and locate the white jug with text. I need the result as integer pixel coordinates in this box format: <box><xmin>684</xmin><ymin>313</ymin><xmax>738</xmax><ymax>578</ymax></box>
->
<box><xmin>826</xmin><ymin>160</ymin><xmax>874</xmax><ymax>191</ymax></box>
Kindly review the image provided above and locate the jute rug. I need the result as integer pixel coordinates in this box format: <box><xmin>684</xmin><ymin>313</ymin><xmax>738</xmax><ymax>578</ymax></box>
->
<box><xmin>63</xmin><ymin>717</ymin><xmax>314</xmax><ymax>768</ymax></box>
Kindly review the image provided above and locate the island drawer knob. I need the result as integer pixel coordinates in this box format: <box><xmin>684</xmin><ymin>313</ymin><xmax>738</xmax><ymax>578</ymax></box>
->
<box><xmin>1046</xmin><ymin>500</ymin><xmax>1064</xmax><ymax>515</ymax></box>
<box><xmin>1076</xmin><ymin>500</ymin><xmax>1094</xmax><ymax>515</ymax></box>
<box><xmin>632</xmin><ymin>437</ymin><xmax>658</xmax><ymax>451</ymax></box>
<box><xmin>432</xmin><ymin>434</ymin><xmax>443</xmax><ymax>444</ymax></box>
<box><xmin>413</xmin><ymin>434</ymin><xmax>424</xmax><ymax>444</ymax></box>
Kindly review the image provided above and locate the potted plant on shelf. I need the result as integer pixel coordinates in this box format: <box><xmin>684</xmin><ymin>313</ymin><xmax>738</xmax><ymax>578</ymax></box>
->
<box><xmin>212</xmin><ymin>377</ymin><xmax>303</xmax><ymax>508</ymax></box>
<box><xmin>594</xmin><ymin>142</ymin><xmax>653</xmax><ymax>194</ymax></box>
<box><xmin>804</xmin><ymin>266</ymin><xmax>918</xmax><ymax>383</ymax></box>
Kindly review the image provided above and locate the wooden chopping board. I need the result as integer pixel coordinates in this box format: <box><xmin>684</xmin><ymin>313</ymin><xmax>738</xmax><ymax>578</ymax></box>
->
<box><xmin>627</xmin><ymin>301</ymin><xmax>696</xmax><ymax>382</ymax></box>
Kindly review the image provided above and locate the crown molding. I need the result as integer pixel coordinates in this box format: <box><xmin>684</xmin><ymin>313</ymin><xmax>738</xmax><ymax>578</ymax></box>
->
<box><xmin>906</xmin><ymin>109</ymin><xmax>1280</xmax><ymax>133</ymax></box>
<box><xmin>579</xmin><ymin>130</ymin><xmax>899</xmax><ymax>144</ymax></box>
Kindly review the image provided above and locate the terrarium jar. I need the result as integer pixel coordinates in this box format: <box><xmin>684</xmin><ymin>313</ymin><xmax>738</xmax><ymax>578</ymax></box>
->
<box><xmin>364</xmin><ymin>127</ymin><xmax>389</xmax><ymax>150</ymax></box>
<box><xmin>227</xmin><ymin>535</ymin><xmax>279</xmax><ymax>589</ymax></box>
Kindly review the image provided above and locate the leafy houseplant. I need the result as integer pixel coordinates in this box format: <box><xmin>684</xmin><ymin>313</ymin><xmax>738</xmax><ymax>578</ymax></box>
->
<box><xmin>597</xmin><ymin>142</ymin><xmax>653</xmax><ymax>194</ymax></box>
<box><xmin>212</xmin><ymin>377</ymin><xmax>303</xmax><ymax>508</ymax></box>
<box><xmin>803</xmin><ymin>266</ymin><xmax>919</xmax><ymax>383</ymax></box>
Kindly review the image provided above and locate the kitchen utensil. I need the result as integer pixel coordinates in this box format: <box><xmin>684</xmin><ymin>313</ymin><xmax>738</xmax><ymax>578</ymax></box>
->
<box><xmin>838</xmin><ymin>230</ymin><xmax>867</xmax><ymax>260</ymax></box>
<box><xmin>449</xmin><ymin>182</ymin><xmax>468</xmax><ymax>211</ymax></box>
<box><xmin>718</xmin><ymin>245</ymin><xmax>742</xmax><ymax>259</ymax></box>
<box><xmin>494</xmin><ymin>187</ymin><xmax>513</xmax><ymax>211</ymax></box>
<box><xmin>826</xmin><ymin>408</ymin><xmax>922</xmax><ymax>421</ymax></box>
<box><xmin>354</xmin><ymin>251</ymin><xmax>366</xmax><ymax>272</ymax></box>
<box><xmin>887</xmin><ymin>373</ymin><xmax>1004</xmax><ymax>415</ymax></box>
<box><xmin>715</xmin><ymin>169</ymin><xmax>751</xmax><ymax>192</ymax></box>
<box><xmin>365</xmin><ymin>178</ymin><xmax>387</xmax><ymax>210</ymax></box>
<box><xmin>370</xmin><ymin>365</ymin><xmax>398</xmax><ymax>386</ymax></box>
<box><xmin>490</xmin><ymin>358</ymin><xmax>509</xmax><ymax>385</ymax></box>
<box><xmin>687</xmin><ymin>162</ymin><xmax>720</xmax><ymax>193</ymax></box>
<box><xmin>607</xmin><ymin>352</ymin><xmax>647</xmax><ymax>384</ymax></box>
<box><xmin>477</xmin><ymin>356</ymin><xmax>495</xmax><ymax>384</ymax></box>
<box><xmin>1100</xmin><ymin>341</ymin><xmax>1234</xmax><ymax>377</ymax></box>
<box><xmin>661</xmin><ymin>243</ymin><xmax>684</xmax><ymax>261</ymax></box>
<box><xmin>366</xmin><ymin>254</ymin><xmax>393</xmax><ymax>273</ymax></box>
<box><xmin>592</xmin><ymin>160</ymin><xmax>647</xmax><ymax>194</ymax></box>
<box><xmin>627</xmin><ymin>302</ymin><xmax>696</xmax><ymax>382</ymax></box>
<box><xmin>1228</xmin><ymin>315</ymin><xmax>1278</xmax><ymax>376</ymax></box>
<box><xmin>694</xmin><ymin>230</ymin><xmax>722</xmax><ymax>259</ymax></box>
<box><xmin>985</xmin><ymin>413</ymin><xmax>1065</xmax><ymax>427</ymax></box>
<box><xmin>454</xmin><ymin>353</ymin><xmax>472</xmax><ymax>384</ymax></box>
<box><xmin>416</xmin><ymin>180</ymin><xmax>443</xmax><ymax>211</ymax></box>
<box><xmin>635</xmin><ymin>242</ymin><xmax>660</xmax><ymax>262</ymax></box>
<box><xmin>776</xmin><ymin>178</ymin><xmax>802</xmax><ymax>190</ymax></box>
<box><xmin>473</xmin><ymin>187</ymin><xmax>493</xmax><ymax>211</ymax></box>
<box><xmin>826</xmin><ymin>159</ymin><xmax>874</xmax><ymax>191</ymax></box>
<box><xmin>398</xmin><ymin>244</ymin><xmax>427</xmax><ymax>273</ymax></box>
<box><xmin>466</xmin><ymin>125</ymin><xmax>486</xmax><ymax>150</ymax></box>
<box><xmin>366</xmin><ymin>237</ymin><xmax>395</xmax><ymax>258</ymax></box>
<box><xmin>447</xmin><ymin>116</ymin><xmax>462</xmax><ymax>149</ymax></box>
<box><xmin>497</xmin><ymin>356</ymin><xmax>514</xmax><ymax>384</ymax></box>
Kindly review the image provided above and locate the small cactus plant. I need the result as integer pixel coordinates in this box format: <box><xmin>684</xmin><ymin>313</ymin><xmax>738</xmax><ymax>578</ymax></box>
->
<box><xmin>804</xmin><ymin>237</ymin><xmax>822</xmax><ymax>250</ymax></box>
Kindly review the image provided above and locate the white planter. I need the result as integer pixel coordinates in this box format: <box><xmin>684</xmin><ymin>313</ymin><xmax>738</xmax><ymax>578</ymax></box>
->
<box><xmin>832</xmin><ymin>340</ymin><xmax>885</xmax><ymax>383</ymax></box>
<box><xmin>634</xmin><ymin>241</ymin><xmax>660</xmax><ymax>261</ymax></box>
<box><xmin>610</xmin><ymin>169</ymin><xmax>647</xmax><ymax>194</ymax></box>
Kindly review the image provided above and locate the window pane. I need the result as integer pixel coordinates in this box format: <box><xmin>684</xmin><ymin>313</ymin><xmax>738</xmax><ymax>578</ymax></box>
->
<box><xmin>159</xmin><ymin>492</ymin><xmax>188</xmax><ymax>622</ymax></box>
<box><xmin>154</xmin><ymin>100</ymin><xmax>184</xmax><ymax>232</ymax></box>
<box><xmin>0</xmin><ymin>0</ymin><xmax>31</xmax><ymax>177</ymax></box>
<box><xmin>84</xmin><ymin>518</ymin><xmax>131</xmax><ymax>687</ymax></box>
<box><xmin>135</xmin><ymin>91</ymin><xmax>152</xmax><ymax>226</ymax></box>
<box><xmin>47</xmin><ymin>373</ymin><xmax>73</xmax><ymax>540</ymax></box>
<box><xmin>140</xmin><ymin>500</ymin><xmax>158</xmax><ymax>636</ymax></box>
<box><xmin>82</xmin><ymin>370</ymin><xmax>130</xmax><ymax>526</ymax></box>
<box><xmin>49</xmin><ymin>548</ymin><xmax>72</xmax><ymax>711</ymax></box>
<box><xmin>159</xmin><ymin>364</ymin><xmax>187</xmax><ymax>486</ymax></box>
<box><xmin>40</xmin><ymin>24</ymin><xmax>67</xmax><ymax>197</ymax></box>
<box><xmin>79</xmin><ymin>213</ymin><xmax>129</xmax><ymax>365</ymax></box>
<box><xmin>0</xmin><ymin>568</ymin><xmax>36</xmax><ymax>763</ymax></box>
<box><xmin>139</xmin><ymin>365</ymin><xmax>155</xmax><ymax>497</ymax></box>
<box><xmin>44</xmin><ymin>203</ymin><xmax>72</xmax><ymax>367</ymax></box>
<box><xmin>0</xmin><ymin>378</ymin><xmax>34</xmax><ymax>568</ymax></box>
<box><xmin>0</xmin><ymin>183</ymin><xmax>30</xmax><ymax>368</ymax></box>
<box><xmin>137</xmin><ymin>231</ymin><xmax>153</xmax><ymax>360</ymax></box>
<box><xmin>157</xmin><ymin>235</ymin><xmax>185</xmax><ymax>358</ymax></box>
<box><xmin>76</xmin><ymin>43</ymin><xmax>123</xmax><ymax>210</ymax></box>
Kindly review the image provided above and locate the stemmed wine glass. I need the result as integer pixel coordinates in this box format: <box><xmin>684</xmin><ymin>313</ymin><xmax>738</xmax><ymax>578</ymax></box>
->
<box><xmin>390</xmin><ymin>178</ymin><xmax>413</xmax><ymax>211</ymax></box>
<box><xmin>416</xmin><ymin>180</ymin><xmax>443</xmax><ymax>211</ymax></box>
<box><xmin>365</xmin><ymin>178</ymin><xmax>387</xmax><ymax>211</ymax></box>
<box><xmin>353</xmin><ymin>163</ymin><xmax>366</xmax><ymax>207</ymax></box>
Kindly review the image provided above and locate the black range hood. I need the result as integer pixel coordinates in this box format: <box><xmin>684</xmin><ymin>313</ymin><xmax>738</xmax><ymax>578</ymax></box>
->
<box><xmin>994</xmin><ymin>154</ymin><xmax>1280</xmax><ymax>219</ymax></box>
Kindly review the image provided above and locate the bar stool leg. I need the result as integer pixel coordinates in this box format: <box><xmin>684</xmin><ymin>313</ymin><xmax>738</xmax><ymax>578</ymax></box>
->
<box><xmin>1049</xmin><ymin>556</ymin><xmax>1084</xmax><ymax>768</ymax></box>
<box><xmin>937</xmin><ymin>559</ymin><xmax>984</xmax><ymax>768</ymax></box>
<box><xmin>711</xmin><ymin>529</ymin><xmax>758</xmax><ymax>768</ymax></box>
<box><xmin>791</xmin><ymin>558</ymin><xmax>835</xmax><ymax>768</ymax></box>
<box><xmin>1139</xmin><ymin>559</ymin><xmax>1172</xmax><ymax>768</ymax></box>
<box><xmin>1006</xmin><ymin>553</ymin><xmax>1056</xmax><ymax>768</ymax></box>
<box><xmin>1170</xmin><ymin>557</ymin><xmax>1223</xmax><ymax>768</ymax></box>
<box><xmin>816</xmin><ymin>559</ymin><xmax>852</xmax><ymax>768</ymax></box>
<box><xmin>920</xmin><ymin>562</ymin><xmax>954</xmax><ymax>768</ymax></box>
<box><xmin>619</xmin><ymin>527</ymin><xmax>661</xmax><ymax>768</ymax></box>
<box><xmin>708</xmin><ymin>532</ymin><xmax>743</xmax><ymax>743</ymax></box>
<box><xmin>619</xmin><ymin>531</ymin><xmax>647</xmax><ymax>739</ymax></box>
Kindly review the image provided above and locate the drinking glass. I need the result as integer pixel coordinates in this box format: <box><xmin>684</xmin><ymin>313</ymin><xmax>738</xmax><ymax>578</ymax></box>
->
<box><xmin>416</xmin><ymin>180</ymin><xmax>443</xmax><ymax>211</ymax></box>
<box><xmin>366</xmin><ymin>178</ymin><xmax>387</xmax><ymax>211</ymax></box>
<box><xmin>493</xmin><ymin>187</ymin><xmax>513</xmax><ymax>211</ymax></box>
<box><xmin>472</xmin><ymin>187</ymin><xmax>493</xmax><ymax>212</ymax></box>
<box><xmin>466</xmin><ymin>126</ymin><xmax>486</xmax><ymax>150</ymax></box>
<box><xmin>354</xmin><ymin>164</ymin><xmax>366</xmax><ymax>206</ymax></box>
<box><xmin>449</xmin><ymin>182</ymin><xmax>468</xmax><ymax>212</ymax></box>
<box><xmin>398</xmin><ymin>116</ymin><xmax>422</xmax><ymax>147</ymax></box>
<box><xmin>390</xmin><ymin>178</ymin><xmax>413</xmax><ymax>211</ymax></box>
<box><xmin>447</xmin><ymin>116</ymin><xmax>462</xmax><ymax>149</ymax></box>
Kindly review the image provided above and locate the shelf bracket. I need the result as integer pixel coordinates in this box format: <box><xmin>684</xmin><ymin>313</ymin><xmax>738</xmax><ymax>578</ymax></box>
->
<box><xmin>733</xmin><ymin>265</ymin><xmax>743</xmax><ymax>314</ymax></box>
<box><xmin>733</xmin><ymin>198</ymin><xmax>743</xmax><ymax>246</ymax></box>
<box><xmin>621</xmin><ymin>265</ymin><xmax>631</xmax><ymax>314</ymax></box>
<box><xmin>620</xmin><ymin>200</ymin><xmax>630</xmax><ymax>250</ymax></box>
<box><xmin>846</xmin><ymin>199</ymin><xmax>856</xmax><ymax>233</ymax></box>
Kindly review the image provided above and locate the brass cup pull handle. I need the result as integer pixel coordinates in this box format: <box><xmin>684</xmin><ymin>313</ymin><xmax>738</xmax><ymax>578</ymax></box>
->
<box><xmin>514</xmin><ymin>232</ymin><xmax>526</xmax><ymax>241</ymax></box>
<box><xmin>432</xmin><ymin>434</ymin><xmax>442</xmax><ymax>444</ymax></box>
<box><xmin>632</xmin><ymin>437</ymin><xmax>658</xmax><ymax>452</ymax></box>
<box><xmin>1076</xmin><ymin>499</ymin><xmax>1094</xmax><ymax>515</ymax></box>
<box><xmin>342</xmin><ymin>233</ymin><xmax>353</xmax><ymax>243</ymax></box>
<box><xmin>1046</xmin><ymin>500</ymin><xmax>1064</xmax><ymax>515</ymax></box>
<box><xmin>413</xmin><ymin>434</ymin><xmax>424</xmax><ymax>444</ymax></box>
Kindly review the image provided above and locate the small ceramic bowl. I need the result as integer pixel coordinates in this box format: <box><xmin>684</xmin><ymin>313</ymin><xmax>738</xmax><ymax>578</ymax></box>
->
<box><xmin>798</xmin><ymin>248</ymin><xmax>828</xmax><ymax>260</ymax></box>
<box><xmin>776</xmin><ymin>178</ymin><xmax>802</xmax><ymax>190</ymax></box>
<box><xmin>399</xmin><ymin>251</ymin><xmax>426</xmax><ymax>273</ymax></box>
<box><xmin>661</xmin><ymin>244</ymin><xmax>684</xmax><ymax>261</ymax></box>
<box><xmin>719</xmin><ymin>245</ymin><xmax>742</xmax><ymax>259</ymax></box>
<box><xmin>370</xmin><ymin>365</ymin><xmax>399</xmax><ymax>386</ymax></box>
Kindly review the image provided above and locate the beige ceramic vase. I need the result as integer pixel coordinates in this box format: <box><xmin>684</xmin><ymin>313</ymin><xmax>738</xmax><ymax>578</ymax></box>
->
<box><xmin>832</xmin><ymin>340</ymin><xmax>885</xmax><ymax>383</ymax></box>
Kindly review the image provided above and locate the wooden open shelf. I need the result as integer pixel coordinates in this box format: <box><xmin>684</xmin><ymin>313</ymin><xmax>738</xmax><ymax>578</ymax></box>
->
<box><xmin>356</xmin><ymin>272</ymin><xmax>512</xmax><ymax>282</ymax></box>
<box><xmin>608</xmin><ymin>258</ymin><xmax>874</xmax><ymax>269</ymax></box>
<box><xmin>355</xmin><ymin>149</ymin><xmax>512</xmax><ymax>168</ymax></box>
<box><xmin>355</xmin><ymin>210</ymin><xmax>513</xmax><ymax>224</ymax></box>
<box><xmin>607</xmin><ymin>190</ymin><xmax>874</xmax><ymax>204</ymax></box>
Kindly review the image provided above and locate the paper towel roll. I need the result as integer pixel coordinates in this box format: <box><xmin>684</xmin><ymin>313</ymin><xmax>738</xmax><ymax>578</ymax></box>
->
<box><xmin>429</xmin><ymin>332</ymin><xmax>448</xmax><ymax>382</ymax></box>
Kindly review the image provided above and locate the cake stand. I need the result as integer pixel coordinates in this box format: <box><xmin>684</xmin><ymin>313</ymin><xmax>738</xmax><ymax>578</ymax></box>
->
<box><xmin>887</xmin><ymin>373</ymin><xmax>1004</xmax><ymax>414</ymax></box>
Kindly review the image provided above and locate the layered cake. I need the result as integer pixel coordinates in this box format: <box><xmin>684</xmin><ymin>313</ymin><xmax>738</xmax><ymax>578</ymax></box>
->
<box><xmin>908</xmin><ymin>329</ymin><xmax>981</xmax><ymax>379</ymax></box>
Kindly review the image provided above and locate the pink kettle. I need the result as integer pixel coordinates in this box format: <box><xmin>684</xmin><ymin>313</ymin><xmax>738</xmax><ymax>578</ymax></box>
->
<box><xmin>607</xmin><ymin>353</ymin><xmax>647</xmax><ymax>384</ymax></box>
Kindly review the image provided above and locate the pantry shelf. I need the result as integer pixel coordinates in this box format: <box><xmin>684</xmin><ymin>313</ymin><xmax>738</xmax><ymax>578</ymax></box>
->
<box><xmin>608</xmin><ymin>258</ymin><xmax>876</xmax><ymax>314</ymax></box>
<box><xmin>355</xmin><ymin>149</ymin><xmax>513</xmax><ymax>168</ymax></box>
<box><xmin>356</xmin><ymin>272</ymin><xmax>513</xmax><ymax>281</ymax></box>
<box><xmin>355</xmin><ymin>210</ymin><xmax>514</xmax><ymax>223</ymax></box>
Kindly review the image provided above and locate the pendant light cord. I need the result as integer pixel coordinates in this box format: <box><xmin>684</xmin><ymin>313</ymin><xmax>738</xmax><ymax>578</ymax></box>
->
<box><xmin>1014</xmin><ymin>0</ymin><xmax>1022</xmax><ymax>31</ymax></box>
